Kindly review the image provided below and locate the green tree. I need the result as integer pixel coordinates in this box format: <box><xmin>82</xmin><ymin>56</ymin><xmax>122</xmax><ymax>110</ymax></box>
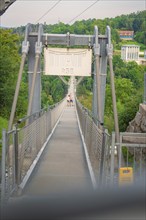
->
<box><xmin>105</xmin><ymin>78</ymin><xmax>141</xmax><ymax>132</ymax></box>
<box><xmin>41</xmin><ymin>75</ymin><xmax>68</xmax><ymax>106</ymax></box>
<box><xmin>0</xmin><ymin>29</ymin><xmax>20</xmax><ymax>118</ymax></box>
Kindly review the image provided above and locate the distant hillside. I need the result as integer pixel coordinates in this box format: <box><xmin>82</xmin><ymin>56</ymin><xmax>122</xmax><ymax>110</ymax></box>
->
<box><xmin>11</xmin><ymin>10</ymin><xmax>146</xmax><ymax>47</ymax></box>
<box><xmin>1</xmin><ymin>10</ymin><xmax>145</xmax><ymax>134</ymax></box>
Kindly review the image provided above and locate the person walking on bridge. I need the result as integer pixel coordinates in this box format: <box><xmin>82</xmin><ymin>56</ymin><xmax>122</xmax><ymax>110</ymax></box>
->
<box><xmin>70</xmin><ymin>94</ymin><xmax>74</xmax><ymax>106</ymax></box>
<box><xmin>67</xmin><ymin>94</ymin><xmax>71</xmax><ymax>106</ymax></box>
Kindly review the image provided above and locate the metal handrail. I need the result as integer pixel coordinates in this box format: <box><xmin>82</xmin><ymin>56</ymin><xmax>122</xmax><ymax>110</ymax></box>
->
<box><xmin>1</xmin><ymin>98</ymin><xmax>66</xmax><ymax>206</ymax></box>
<box><xmin>75</xmin><ymin>98</ymin><xmax>111</xmax><ymax>187</ymax></box>
<box><xmin>75</xmin><ymin>97</ymin><xmax>107</xmax><ymax>129</ymax></box>
<box><xmin>16</xmin><ymin>98</ymin><xmax>65</xmax><ymax>126</ymax></box>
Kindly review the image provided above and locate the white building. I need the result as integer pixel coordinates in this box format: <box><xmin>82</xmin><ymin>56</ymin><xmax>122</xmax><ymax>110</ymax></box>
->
<box><xmin>121</xmin><ymin>45</ymin><xmax>140</xmax><ymax>61</ymax></box>
<box><xmin>144</xmin><ymin>50</ymin><xmax>146</xmax><ymax>59</ymax></box>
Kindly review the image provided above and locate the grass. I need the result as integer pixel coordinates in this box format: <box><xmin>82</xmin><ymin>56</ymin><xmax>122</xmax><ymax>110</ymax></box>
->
<box><xmin>120</xmin><ymin>40</ymin><xmax>146</xmax><ymax>50</ymax></box>
<box><xmin>0</xmin><ymin>117</ymin><xmax>8</xmax><ymax>139</ymax></box>
<box><xmin>115</xmin><ymin>40</ymin><xmax>146</xmax><ymax>51</ymax></box>
<box><xmin>0</xmin><ymin>117</ymin><xmax>8</xmax><ymax>158</ymax></box>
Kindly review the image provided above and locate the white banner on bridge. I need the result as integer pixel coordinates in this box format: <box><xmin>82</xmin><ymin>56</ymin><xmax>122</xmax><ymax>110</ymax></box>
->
<box><xmin>44</xmin><ymin>48</ymin><xmax>92</xmax><ymax>76</ymax></box>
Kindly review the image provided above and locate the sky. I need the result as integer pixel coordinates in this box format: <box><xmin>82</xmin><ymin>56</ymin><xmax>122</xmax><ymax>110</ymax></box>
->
<box><xmin>0</xmin><ymin>0</ymin><xmax>146</xmax><ymax>27</ymax></box>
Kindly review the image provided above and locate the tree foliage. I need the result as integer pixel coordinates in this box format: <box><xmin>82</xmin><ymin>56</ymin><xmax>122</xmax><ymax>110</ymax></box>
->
<box><xmin>105</xmin><ymin>55</ymin><xmax>145</xmax><ymax>131</ymax></box>
<box><xmin>0</xmin><ymin>29</ymin><xmax>20</xmax><ymax>118</ymax></box>
<box><xmin>13</xmin><ymin>10</ymin><xmax>146</xmax><ymax>46</ymax></box>
<box><xmin>41</xmin><ymin>75</ymin><xmax>68</xmax><ymax>108</ymax></box>
<box><xmin>77</xmin><ymin>54</ymin><xmax>145</xmax><ymax>133</ymax></box>
<box><xmin>0</xmin><ymin>29</ymin><xmax>67</xmax><ymax>127</ymax></box>
<box><xmin>1</xmin><ymin>9</ymin><xmax>146</xmax><ymax>134</ymax></box>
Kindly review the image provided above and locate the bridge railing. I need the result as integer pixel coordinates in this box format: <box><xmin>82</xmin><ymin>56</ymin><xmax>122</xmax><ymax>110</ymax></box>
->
<box><xmin>75</xmin><ymin>99</ymin><xmax>111</xmax><ymax>187</ymax></box>
<box><xmin>110</xmin><ymin>132</ymin><xmax>146</xmax><ymax>186</ymax></box>
<box><xmin>1</xmin><ymin>130</ymin><xmax>16</xmax><ymax>203</ymax></box>
<box><xmin>1</xmin><ymin>98</ymin><xmax>66</xmax><ymax>203</ymax></box>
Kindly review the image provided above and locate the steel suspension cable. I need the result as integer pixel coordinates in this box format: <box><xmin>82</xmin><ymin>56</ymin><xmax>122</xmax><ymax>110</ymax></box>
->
<box><xmin>36</xmin><ymin>0</ymin><xmax>62</xmax><ymax>23</ymax></box>
<box><xmin>108</xmin><ymin>57</ymin><xmax>120</xmax><ymax>143</ymax></box>
<box><xmin>95</xmin><ymin>54</ymin><xmax>102</xmax><ymax>128</ymax></box>
<box><xmin>26</xmin><ymin>24</ymin><xmax>43</xmax><ymax>124</ymax></box>
<box><xmin>8</xmin><ymin>53</ymin><xmax>27</xmax><ymax>131</ymax></box>
<box><xmin>8</xmin><ymin>23</ymin><xmax>31</xmax><ymax>131</ymax></box>
<box><xmin>26</xmin><ymin>55</ymin><xmax>40</xmax><ymax>123</ymax></box>
<box><xmin>68</xmin><ymin>0</ymin><xmax>100</xmax><ymax>24</ymax></box>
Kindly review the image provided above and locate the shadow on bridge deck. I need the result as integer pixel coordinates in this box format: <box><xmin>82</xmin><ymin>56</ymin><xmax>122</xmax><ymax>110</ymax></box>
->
<box><xmin>23</xmin><ymin>106</ymin><xmax>92</xmax><ymax>196</ymax></box>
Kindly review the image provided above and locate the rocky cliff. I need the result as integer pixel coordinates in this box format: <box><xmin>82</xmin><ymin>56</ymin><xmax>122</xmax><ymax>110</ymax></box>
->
<box><xmin>126</xmin><ymin>104</ymin><xmax>146</xmax><ymax>161</ymax></box>
<box><xmin>127</xmin><ymin>104</ymin><xmax>146</xmax><ymax>133</ymax></box>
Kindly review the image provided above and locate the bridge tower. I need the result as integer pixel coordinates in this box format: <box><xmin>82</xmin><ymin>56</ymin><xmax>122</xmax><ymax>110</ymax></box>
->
<box><xmin>92</xmin><ymin>26</ymin><xmax>108</xmax><ymax>126</ymax></box>
<box><xmin>8</xmin><ymin>24</ymin><xmax>119</xmax><ymax>142</ymax></box>
<box><xmin>27</xmin><ymin>24</ymin><xmax>43</xmax><ymax>117</ymax></box>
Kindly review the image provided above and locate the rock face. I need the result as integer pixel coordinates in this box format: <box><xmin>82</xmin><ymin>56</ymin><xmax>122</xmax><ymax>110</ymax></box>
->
<box><xmin>127</xmin><ymin>104</ymin><xmax>146</xmax><ymax>133</ymax></box>
<box><xmin>126</xmin><ymin>104</ymin><xmax>146</xmax><ymax>161</ymax></box>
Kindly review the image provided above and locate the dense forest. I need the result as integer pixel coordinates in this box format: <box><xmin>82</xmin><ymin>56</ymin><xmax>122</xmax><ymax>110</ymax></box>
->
<box><xmin>0</xmin><ymin>10</ymin><xmax>146</xmax><ymax>141</ymax></box>
<box><xmin>77</xmin><ymin>56</ymin><xmax>145</xmax><ymax>132</ymax></box>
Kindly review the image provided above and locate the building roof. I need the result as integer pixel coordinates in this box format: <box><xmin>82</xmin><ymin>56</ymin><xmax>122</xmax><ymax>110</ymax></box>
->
<box><xmin>118</xmin><ymin>30</ymin><xmax>134</xmax><ymax>35</ymax></box>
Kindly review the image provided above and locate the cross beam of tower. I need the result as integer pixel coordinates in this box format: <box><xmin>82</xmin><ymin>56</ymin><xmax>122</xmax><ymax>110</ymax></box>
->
<box><xmin>27</xmin><ymin>29</ymin><xmax>108</xmax><ymax>116</ymax></box>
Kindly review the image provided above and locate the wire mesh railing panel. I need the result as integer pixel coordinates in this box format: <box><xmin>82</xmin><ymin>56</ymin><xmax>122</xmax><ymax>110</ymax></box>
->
<box><xmin>18</xmin><ymin>121</ymin><xmax>38</xmax><ymax>183</ymax></box>
<box><xmin>39</xmin><ymin>114</ymin><xmax>46</xmax><ymax>147</ymax></box>
<box><xmin>90</xmin><ymin>123</ymin><xmax>103</xmax><ymax>179</ymax></box>
<box><xmin>2</xmin><ymin>131</ymin><xmax>16</xmax><ymax>202</ymax></box>
<box><xmin>51</xmin><ymin>108</ymin><xmax>56</xmax><ymax>130</ymax></box>
<box><xmin>50</xmin><ymin>99</ymin><xmax>66</xmax><ymax>129</ymax></box>
<box><xmin>102</xmin><ymin>133</ymin><xmax>112</xmax><ymax>187</ymax></box>
<box><xmin>17</xmin><ymin>102</ymin><xmax>65</xmax><ymax>184</ymax></box>
<box><xmin>76</xmin><ymin>99</ymin><xmax>110</xmax><ymax>185</ymax></box>
<box><xmin>120</xmin><ymin>145</ymin><xmax>146</xmax><ymax>184</ymax></box>
<box><xmin>110</xmin><ymin>132</ymin><xmax>146</xmax><ymax>187</ymax></box>
<box><xmin>46</xmin><ymin>110</ymin><xmax>51</xmax><ymax>136</ymax></box>
<box><xmin>120</xmin><ymin>132</ymin><xmax>146</xmax><ymax>185</ymax></box>
<box><xmin>35</xmin><ymin>117</ymin><xmax>42</xmax><ymax>153</ymax></box>
<box><xmin>1</xmin><ymin>99</ymin><xmax>66</xmax><ymax>203</ymax></box>
<box><xmin>84</xmin><ymin>116</ymin><xmax>93</xmax><ymax>153</ymax></box>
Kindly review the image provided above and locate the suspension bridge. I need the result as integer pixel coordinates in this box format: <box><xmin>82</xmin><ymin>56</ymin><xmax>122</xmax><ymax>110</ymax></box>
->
<box><xmin>0</xmin><ymin>20</ymin><xmax>146</xmax><ymax>220</ymax></box>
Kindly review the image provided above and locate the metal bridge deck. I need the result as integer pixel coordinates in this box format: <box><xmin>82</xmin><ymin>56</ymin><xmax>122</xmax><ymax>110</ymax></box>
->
<box><xmin>23</xmin><ymin>106</ymin><xmax>92</xmax><ymax>196</ymax></box>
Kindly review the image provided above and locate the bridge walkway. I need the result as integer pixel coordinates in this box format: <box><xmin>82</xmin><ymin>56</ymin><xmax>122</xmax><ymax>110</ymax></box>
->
<box><xmin>23</xmin><ymin>105</ymin><xmax>92</xmax><ymax>196</ymax></box>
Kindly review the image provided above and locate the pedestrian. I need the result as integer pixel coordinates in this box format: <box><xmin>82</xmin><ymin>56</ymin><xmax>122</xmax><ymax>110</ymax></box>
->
<box><xmin>70</xmin><ymin>97</ymin><xmax>73</xmax><ymax>106</ymax></box>
<box><xmin>70</xmin><ymin>94</ymin><xmax>73</xmax><ymax>106</ymax></box>
<box><xmin>67</xmin><ymin>95</ymin><xmax>70</xmax><ymax>106</ymax></box>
